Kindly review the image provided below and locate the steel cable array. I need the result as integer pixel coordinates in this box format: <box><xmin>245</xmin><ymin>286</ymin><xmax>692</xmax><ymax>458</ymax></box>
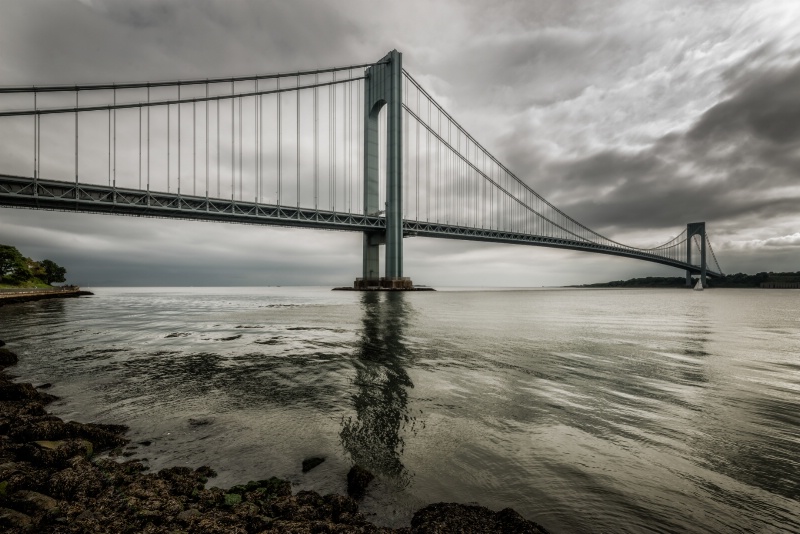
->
<box><xmin>400</xmin><ymin>70</ymin><xmax>718</xmax><ymax>270</ymax></box>
<box><xmin>0</xmin><ymin>58</ymin><xmax>722</xmax><ymax>276</ymax></box>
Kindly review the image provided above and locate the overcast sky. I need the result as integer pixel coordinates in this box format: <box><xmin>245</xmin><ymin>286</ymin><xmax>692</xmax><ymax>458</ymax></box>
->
<box><xmin>1</xmin><ymin>0</ymin><xmax>798</xmax><ymax>287</ymax></box>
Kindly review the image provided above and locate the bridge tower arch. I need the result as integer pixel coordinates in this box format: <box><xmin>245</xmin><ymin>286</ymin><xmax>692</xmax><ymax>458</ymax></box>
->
<box><xmin>357</xmin><ymin>50</ymin><xmax>410</xmax><ymax>289</ymax></box>
<box><xmin>686</xmin><ymin>222</ymin><xmax>707</xmax><ymax>287</ymax></box>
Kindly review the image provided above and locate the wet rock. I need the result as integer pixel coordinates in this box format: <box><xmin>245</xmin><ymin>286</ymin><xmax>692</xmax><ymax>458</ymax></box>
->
<box><xmin>195</xmin><ymin>465</ymin><xmax>217</xmax><ymax>479</ymax></box>
<box><xmin>48</xmin><ymin>457</ymin><xmax>105</xmax><ymax>500</ymax></box>
<box><xmin>0</xmin><ymin>382</ymin><xmax>37</xmax><ymax>401</ymax></box>
<box><xmin>228</xmin><ymin>476</ymin><xmax>292</xmax><ymax>503</ymax></box>
<box><xmin>0</xmin><ymin>340</ymin><xmax>5</xmax><ymax>347</ymax></box>
<box><xmin>0</xmin><ymin>507</ymin><xmax>32</xmax><ymax>529</ymax></box>
<box><xmin>0</xmin><ymin>348</ymin><xmax>18</xmax><ymax>367</ymax></box>
<box><xmin>302</xmin><ymin>456</ymin><xmax>325</xmax><ymax>473</ymax></box>
<box><xmin>18</xmin><ymin>439</ymin><xmax>93</xmax><ymax>468</ymax></box>
<box><xmin>138</xmin><ymin>439</ymin><xmax>153</xmax><ymax>446</ymax></box>
<box><xmin>158</xmin><ymin>466</ymin><xmax>205</xmax><ymax>496</ymax></box>
<box><xmin>411</xmin><ymin>502</ymin><xmax>551</xmax><ymax>533</ymax></box>
<box><xmin>34</xmin><ymin>383</ymin><xmax>52</xmax><ymax>390</ymax></box>
<box><xmin>346</xmin><ymin>465</ymin><xmax>374</xmax><ymax>500</ymax></box>
<box><xmin>188</xmin><ymin>417</ymin><xmax>213</xmax><ymax>426</ymax></box>
<box><xmin>0</xmin><ymin>462</ymin><xmax>50</xmax><ymax>495</ymax></box>
<box><xmin>9</xmin><ymin>489</ymin><xmax>60</xmax><ymax>515</ymax></box>
<box><xmin>9</xmin><ymin>418</ymin><xmax>126</xmax><ymax>451</ymax></box>
<box><xmin>177</xmin><ymin>507</ymin><xmax>201</xmax><ymax>522</ymax></box>
<box><xmin>224</xmin><ymin>492</ymin><xmax>242</xmax><ymax>506</ymax></box>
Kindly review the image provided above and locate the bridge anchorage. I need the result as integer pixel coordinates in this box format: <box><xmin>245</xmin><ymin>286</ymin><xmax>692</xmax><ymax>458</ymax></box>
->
<box><xmin>0</xmin><ymin>49</ymin><xmax>723</xmax><ymax>287</ymax></box>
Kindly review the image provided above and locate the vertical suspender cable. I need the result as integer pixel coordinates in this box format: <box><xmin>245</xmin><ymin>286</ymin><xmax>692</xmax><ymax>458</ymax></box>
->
<box><xmin>356</xmin><ymin>77</ymin><xmax>361</xmax><ymax>214</ymax></box>
<box><xmin>231</xmin><ymin>81</ymin><xmax>235</xmax><ymax>202</ymax></box>
<box><xmin>415</xmin><ymin>86</ymin><xmax>420</xmax><ymax>221</ymax></box>
<box><xmin>167</xmin><ymin>95</ymin><xmax>170</xmax><ymax>191</ymax></box>
<box><xmin>75</xmin><ymin>91</ymin><xmax>79</xmax><ymax>187</ymax></box>
<box><xmin>332</xmin><ymin>71</ymin><xmax>337</xmax><ymax>212</ymax></box>
<box><xmin>113</xmin><ymin>88</ymin><xmax>116</xmax><ymax>189</ymax></box>
<box><xmin>255</xmin><ymin>82</ymin><xmax>259</xmax><ymax>204</ymax></box>
<box><xmin>138</xmin><ymin>102</ymin><xmax>141</xmax><ymax>190</ymax></box>
<box><xmin>404</xmin><ymin>78</ymin><xmax>408</xmax><ymax>219</ymax></box>
<box><xmin>297</xmin><ymin>74</ymin><xmax>301</xmax><ymax>211</ymax></box>
<box><xmin>217</xmin><ymin>94</ymin><xmax>220</xmax><ymax>198</ymax></box>
<box><xmin>33</xmin><ymin>91</ymin><xmax>37</xmax><ymax>180</ymax></box>
<box><xmin>314</xmin><ymin>74</ymin><xmax>318</xmax><ymax>211</ymax></box>
<box><xmin>178</xmin><ymin>85</ymin><xmax>181</xmax><ymax>196</ymax></box>
<box><xmin>147</xmin><ymin>86</ymin><xmax>150</xmax><ymax>199</ymax></box>
<box><xmin>193</xmin><ymin>100</ymin><xmax>196</xmax><ymax>196</ymax></box>
<box><xmin>328</xmin><ymin>77</ymin><xmax>333</xmax><ymax>211</ymax></box>
<box><xmin>108</xmin><ymin>106</ymin><xmax>112</xmax><ymax>186</ymax></box>
<box><xmin>357</xmin><ymin>77</ymin><xmax>362</xmax><ymax>214</ymax></box>
<box><xmin>344</xmin><ymin>75</ymin><xmax>349</xmax><ymax>214</ymax></box>
<box><xmin>258</xmin><ymin>82</ymin><xmax>262</xmax><ymax>204</ymax></box>
<box><xmin>239</xmin><ymin>94</ymin><xmax>242</xmax><ymax>201</ymax></box>
<box><xmin>425</xmin><ymin>97</ymin><xmax>430</xmax><ymax>222</ymax></box>
<box><xmin>206</xmin><ymin>83</ymin><xmax>209</xmax><ymax>202</ymax></box>
<box><xmin>349</xmin><ymin>75</ymin><xmax>353</xmax><ymax>214</ymax></box>
<box><xmin>277</xmin><ymin>77</ymin><xmax>282</xmax><ymax>206</ymax></box>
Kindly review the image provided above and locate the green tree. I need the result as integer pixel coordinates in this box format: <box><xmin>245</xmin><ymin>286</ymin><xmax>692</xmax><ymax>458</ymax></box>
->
<box><xmin>39</xmin><ymin>259</ymin><xmax>67</xmax><ymax>285</ymax></box>
<box><xmin>0</xmin><ymin>244</ymin><xmax>31</xmax><ymax>283</ymax></box>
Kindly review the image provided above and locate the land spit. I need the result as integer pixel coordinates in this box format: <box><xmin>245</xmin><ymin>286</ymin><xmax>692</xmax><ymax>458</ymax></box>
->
<box><xmin>0</xmin><ymin>343</ymin><xmax>549</xmax><ymax>533</ymax></box>
<box><xmin>0</xmin><ymin>289</ymin><xmax>94</xmax><ymax>307</ymax></box>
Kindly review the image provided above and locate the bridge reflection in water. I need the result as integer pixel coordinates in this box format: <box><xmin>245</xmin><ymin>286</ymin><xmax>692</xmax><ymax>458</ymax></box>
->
<box><xmin>340</xmin><ymin>292</ymin><xmax>417</xmax><ymax>486</ymax></box>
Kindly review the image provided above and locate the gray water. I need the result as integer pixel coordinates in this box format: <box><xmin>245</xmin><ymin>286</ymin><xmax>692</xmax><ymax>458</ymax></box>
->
<box><xmin>1</xmin><ymin>287</ymin><xmax>798</xmax><ymax>533</ymax></box>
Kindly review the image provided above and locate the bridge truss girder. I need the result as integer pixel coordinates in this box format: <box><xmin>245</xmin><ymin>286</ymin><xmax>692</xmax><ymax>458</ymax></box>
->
<box><xmin>0</xmin><ymin>175</ymin><xmax>722</xmax><ymax>279</ymax></box>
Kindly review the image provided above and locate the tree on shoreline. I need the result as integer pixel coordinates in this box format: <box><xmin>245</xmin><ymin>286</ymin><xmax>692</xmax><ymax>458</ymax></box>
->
<box><xmin>0</xmin><ymin>244</ymin><xmax>67</xmax><ymax>286</ymax></box>
<box><xmin>38</xmin><ymin>259</ymin><xmax>67</xmax><ymax>285</ymax></box>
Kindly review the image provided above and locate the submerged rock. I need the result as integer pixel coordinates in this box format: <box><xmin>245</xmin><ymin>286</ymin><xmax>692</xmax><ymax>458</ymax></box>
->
<box><xmin>0</xmin><ymin>348</ymin><xmax>17</xmax><ymax>366</ymax></box>
<box><xmin>302</xmin><ymin>456</ymin><xmax>325</xmax><ymax>473</ymax></box>
<box><xmin>411</xmin><ymin>502</ymin><xmax>551</xmax><ymax>533</ymax></box>
<box><xmin>347</xmin><ymin>464</ymin><xmax>375</xmax><ymax>500</ymax></box>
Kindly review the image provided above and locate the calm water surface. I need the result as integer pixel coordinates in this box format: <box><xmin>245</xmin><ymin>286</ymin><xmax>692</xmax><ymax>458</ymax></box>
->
<box><xmin>1</xmin><ymin>287</ymin><xmax>798</xmax><ymax>533</ymax></box>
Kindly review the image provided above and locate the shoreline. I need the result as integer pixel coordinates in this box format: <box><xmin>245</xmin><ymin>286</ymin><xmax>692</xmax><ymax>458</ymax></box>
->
<box><xmin>0</xmin><ymin>341</ymin><xmax>550</xmax><ymax>533</ymax></box>
<box><xmin>0</xmin><ymin>289</ymin><xmax>94</xmax><ymax>307</ymax></box>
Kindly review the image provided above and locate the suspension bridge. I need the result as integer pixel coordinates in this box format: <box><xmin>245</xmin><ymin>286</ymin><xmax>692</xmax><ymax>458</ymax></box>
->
<box><xmin>0</xmin><ymin>50</ymin><xmax>723</xmax><ymax>288</ymax></box>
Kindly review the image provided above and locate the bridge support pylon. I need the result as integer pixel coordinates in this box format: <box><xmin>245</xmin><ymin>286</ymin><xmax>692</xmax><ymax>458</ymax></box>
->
<box><xmin>686</xmin><ymin>222</ymin><xmax>707</xmax><ymax>288</ymax></box>
<box><xmin>354</xmin><ymin>50</ymin><xmax>414</xmax><ymax>290</ymax></box>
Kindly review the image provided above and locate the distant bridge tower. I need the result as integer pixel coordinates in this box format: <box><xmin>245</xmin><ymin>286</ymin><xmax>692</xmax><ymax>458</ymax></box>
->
<box><xmin>356</xmin><ymin>50</ymin><xmax>411</xmax><ymax>290</ymax></box>
<box><xmin>686</xmin><ymin>222</ymin><xmax>707</xmax><ymax>287</ymax></box>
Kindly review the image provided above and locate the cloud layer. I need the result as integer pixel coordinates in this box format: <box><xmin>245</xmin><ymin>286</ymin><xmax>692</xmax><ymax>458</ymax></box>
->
<box><xmin>0</xmin><ymin>0</ymin><xmax>797</xmax><ymax>286</ymax></box>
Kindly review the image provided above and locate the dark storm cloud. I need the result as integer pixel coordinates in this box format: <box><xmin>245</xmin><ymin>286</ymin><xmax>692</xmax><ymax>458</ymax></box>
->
<box><xmin>535</xmin><ymin>47</ymin><xmax>800</xmax><ymax>238</ymax></box>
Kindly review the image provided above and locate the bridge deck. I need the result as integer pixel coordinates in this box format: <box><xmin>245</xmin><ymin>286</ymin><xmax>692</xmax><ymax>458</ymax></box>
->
<box><xmin>0</xmin><ymin>175</ymin><xmax>720</xmax><ymax>277</ymax></box>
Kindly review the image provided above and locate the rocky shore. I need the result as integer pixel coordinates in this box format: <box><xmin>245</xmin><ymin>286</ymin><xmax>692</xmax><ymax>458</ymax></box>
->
<box><xmin>0</xmin><ymin>343</ymin><xmax>550</xmax><ymax>533</ymax></box>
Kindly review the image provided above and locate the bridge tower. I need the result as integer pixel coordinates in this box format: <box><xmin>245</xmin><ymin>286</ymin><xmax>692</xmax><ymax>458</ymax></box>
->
<box><xmin>686</xmin><ymin>222</ymin><xmax>707</xmax><ymax>287</ymax></box>
<box><xmin>355</xmin><ymin>50</ymin><xmax>412</xmax><ymax>290</ymax></box>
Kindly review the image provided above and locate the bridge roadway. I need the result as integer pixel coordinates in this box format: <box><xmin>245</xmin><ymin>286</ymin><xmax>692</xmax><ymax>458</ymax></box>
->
<box><xmin>0</xmin><ymin>175</ymin><xmax>720</xmax><ymax>278</ymax></box>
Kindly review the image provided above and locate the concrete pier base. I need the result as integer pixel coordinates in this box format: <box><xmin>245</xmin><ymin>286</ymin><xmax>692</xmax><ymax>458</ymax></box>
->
<box><xmin>332</xmin><ymin>277</ymin><xmax>435</xmax><ymax>291</ymax></box>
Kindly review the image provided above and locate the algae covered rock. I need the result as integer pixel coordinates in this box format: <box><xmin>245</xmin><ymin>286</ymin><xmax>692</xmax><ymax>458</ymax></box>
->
<box><xmin>0</xmin><ymin>348</ymin><xmax>18</xmax><ymax>367</ymax></box>
<box><xmin>346</xmin><ymin>464</ymin><xmax>374</xmax><ymax>499</ymax></box>
<box><xmin>411</xmin><ymin>502</ymin><xmax>551</xmax><ymax>533</ymax></box>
